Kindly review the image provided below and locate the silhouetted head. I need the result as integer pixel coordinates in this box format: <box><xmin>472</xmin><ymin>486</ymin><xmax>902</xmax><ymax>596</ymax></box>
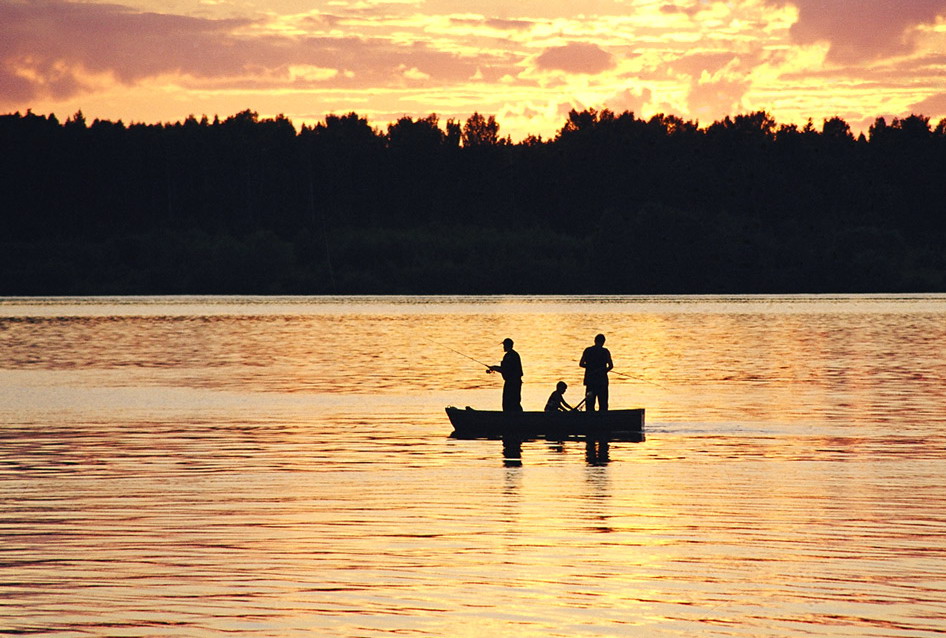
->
<box><xmin>502</xmin><ymin>337</ymin><xmax>514</xmax><ymax>351</ymax></box>
<box><xmin>556</xmin><ymin>381</ymin><xmax>567</xmax><ymax>392</ymax></box>
<box><xmin>594</xmin><ymin>333</ymin><xmax>606</xmax><ymax>345</ymax></box>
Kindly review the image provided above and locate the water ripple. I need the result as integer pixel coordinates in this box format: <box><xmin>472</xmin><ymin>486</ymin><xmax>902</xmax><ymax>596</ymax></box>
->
<box><xmin>2</xmin><ymin>296</ymin><xmax>946</xmax><ymax>637</ymax></box>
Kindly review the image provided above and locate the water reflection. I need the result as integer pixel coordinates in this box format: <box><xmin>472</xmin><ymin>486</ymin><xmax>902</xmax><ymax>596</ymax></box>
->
<box><xmin>584</xmin><ymin>437</ymin><xmax>610</xmax><ymax>465</ymax></box>
<box><xmin>493</xmin><ymin>433</ymin><xmax>646</xmax><ymax>466</ymax></box>
<box><xmin>502</xmin><ymin>434</ymin><xmax>522</xmax><ymax>467</ymax></box>
<box><xmin>2</xmin><ymin>295</ymin><xmax>946</xmax><ymax>638</ymax></box>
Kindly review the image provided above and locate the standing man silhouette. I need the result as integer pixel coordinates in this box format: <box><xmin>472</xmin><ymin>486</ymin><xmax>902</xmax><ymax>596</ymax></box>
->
<box><xmin>580</xmin><ymin>333</ymin><xmax>614</xmax><ymax>411</ymax></box>
<box><xmin>488</xmin><ymin>338</ymin><xmax>523</xmax><ymax>412</ymax></box>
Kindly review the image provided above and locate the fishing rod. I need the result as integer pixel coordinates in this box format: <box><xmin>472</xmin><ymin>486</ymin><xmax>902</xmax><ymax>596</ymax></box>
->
<box><xmin>425</xmin><ymin>336</ymin><xmax>670</xmax><ymax>389</ymax></box>
<box><xmin>423</xmin><ymin>336</ymin><xmax>493</xmax><ymax>370</ymax></box>
<box><xmin>610</xmin><ymin>369</ymin><xmax>671</xmax><ymax>390</ymax></box>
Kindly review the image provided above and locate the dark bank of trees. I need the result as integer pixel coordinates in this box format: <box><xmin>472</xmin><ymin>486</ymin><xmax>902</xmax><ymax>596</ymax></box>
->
<box><xmin>1</xmin><ymin>107</ymin><xmax>945</xmax><ymax>294</ymax></box>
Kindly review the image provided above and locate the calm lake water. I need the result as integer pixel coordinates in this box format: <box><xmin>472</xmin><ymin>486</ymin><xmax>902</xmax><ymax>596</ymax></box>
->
<box><xmin>2</xmin><ymin>295</ymin><xmax>945</xmax><ymax>637</ymax></box>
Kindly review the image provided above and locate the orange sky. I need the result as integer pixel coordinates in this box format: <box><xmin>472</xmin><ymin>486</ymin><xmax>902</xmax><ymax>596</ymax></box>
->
<box><xmin>3</xmin><ymin>0</ymin><xmax>945</xmax><ymax>139</ymax></box>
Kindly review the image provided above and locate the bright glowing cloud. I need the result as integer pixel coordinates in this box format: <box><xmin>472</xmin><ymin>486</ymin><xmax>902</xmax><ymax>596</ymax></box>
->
<box><xmin>288</xmin><ymin>65</ymin><xmax>340</xmax><ymax>82</ymax></box>
<box><xmin>1</xmin><ymin>0</ymin><xmax>945</xmax><ymax>139</ymax></box>
<box><xmin>402</xmin><ymin>66</ymin><xmax>432</xmax><ymax>81</ymax></box>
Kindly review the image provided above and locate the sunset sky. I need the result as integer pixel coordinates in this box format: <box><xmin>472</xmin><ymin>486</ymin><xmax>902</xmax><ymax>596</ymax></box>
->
<box><xmin>3</xmin><ymin>0</ymin><xmax>946</xmax><ymax>139</ymax></box>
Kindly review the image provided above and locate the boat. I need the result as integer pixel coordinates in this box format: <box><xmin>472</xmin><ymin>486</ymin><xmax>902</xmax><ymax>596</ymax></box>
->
<box><xmin>446</xmin><ymin>406</ymin><xmax>645</xmax><ymax>441</ymax></box>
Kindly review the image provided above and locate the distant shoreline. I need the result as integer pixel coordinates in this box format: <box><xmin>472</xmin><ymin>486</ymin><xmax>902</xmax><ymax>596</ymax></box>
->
<box><xmin>3</xmin><ymin>109</ymin><xmax>944</xmax><ymax>295</ymax></box>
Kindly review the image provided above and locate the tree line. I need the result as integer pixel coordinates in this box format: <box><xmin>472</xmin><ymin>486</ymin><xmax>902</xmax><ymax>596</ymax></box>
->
<box><xmin>1</xmin><ymin>108</ymin><xmax>944</xmax><ymax>294</ymax></box>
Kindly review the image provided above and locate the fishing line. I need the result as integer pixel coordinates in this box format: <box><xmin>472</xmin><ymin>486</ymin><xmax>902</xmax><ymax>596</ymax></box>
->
<box><xmin>575</xmin><ymin>336</ymin><xmax>671</xmax><ymax>390</ymax></box>
<box><xmin>609</xmin><ymin>369</ymin><xmax>671</xmax><ymax>390</ymax></box>
<box><xmin>426</xmin><ymin>335</ymin><xmax>672</xmax><ymax>390</ymax></box>
<box><xmin>423</xmin><ymin>336</ymin><xmax>492</xmax><ymax>370</ymax></box>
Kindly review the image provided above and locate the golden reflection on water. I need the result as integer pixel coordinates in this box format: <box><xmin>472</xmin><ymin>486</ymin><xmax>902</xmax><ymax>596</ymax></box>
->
<box><xmin>1</xmin><ymin>295</ymin><xmax>945</xmax><ymax>637</ymax></box>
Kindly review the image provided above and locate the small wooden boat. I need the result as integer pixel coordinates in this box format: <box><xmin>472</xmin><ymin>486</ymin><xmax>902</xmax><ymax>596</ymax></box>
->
<box><xmin>446</xmin><ymin>406</ymin><xmax>645</xmax><ymax>441</ymax></box>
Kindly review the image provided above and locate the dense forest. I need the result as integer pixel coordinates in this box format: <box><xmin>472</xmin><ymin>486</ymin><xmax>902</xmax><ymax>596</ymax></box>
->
<box><xmin>1</xmin><ymin>108</ymin><xmax>945</xmax><ymax>294</ymax></box>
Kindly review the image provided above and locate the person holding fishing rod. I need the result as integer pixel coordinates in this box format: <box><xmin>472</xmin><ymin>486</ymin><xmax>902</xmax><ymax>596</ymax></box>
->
<box><xmin>579</xmin><ymin>333</ymin><xmax>614</xmax><ymax>411</ymax></box>
<box><xmin>487</xmin><ymin>337</ymin><xmax>523</xmax><ymax>412</ymax></box>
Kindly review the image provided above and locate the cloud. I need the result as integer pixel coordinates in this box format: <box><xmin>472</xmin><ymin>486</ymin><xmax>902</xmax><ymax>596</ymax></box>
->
<box><xmin>423</xmin><ymin>0</ymin><xmax>627</xmax><ymax>20</ymax></box>
<box><xmin>0</xmin><ymin>0</ymin><xmax>255</xmax><ymax>103</ymax></box>
<box><xmin>909</xmin><ymin>93</ymin><xmax>946</xmax><ymax>120</ymax></box>
<box><xmin>557</xmin><ymin>101</ymin><xmax>583</xmax><ymax>117</ymax></box>
<box><xmin>288</xmin><ymin>65</ymin><xmax>339</xmax><ymax>82</ymax></box>
<box><xmin>402</xmin><ymin>66</ymin><xmax>431</xmax><ymax>81</ymax></box>
<box><xmin>660</xmin><ymin>3</ymin><xmax>700</xmax><ymax>17</ymax></box>
<box><xmin>687</xmin><ymin>76</ymin><xmax>751</xmax><ymax>122</ymax></box>
<box><xmin>0</xmin><ymin>0</ymin><xmax>488</xmax><ymax>106</ymax></box>
<box><xmin>301</xmin><ymin>14</ymin><xmax>342</xmax><ymax>31</ymax></box>
<box><xmin>449</xmin><ymin>17</ymin><xmax>534</xmax><ymax>31</ymax></box>
<box><xmin>2</xmin><ymin>0</ymin><xmax>944</xmax><ymax>141</ymax></box>
<box><xmin>484</xmin><ymin>18</ymin><xmax>534</xmax><ymax>31</ymax></box>
<box><xmin>668</xmin><ymin>52</ymin><xmax>739</xmax><ymax>78</ymax></box>
<box><xmin>605</xmin><ymin>87</ymin><xmax>653</xmax><ymax>114</ymax></box>
<box><xmin>0</xmin><ymin>66</ymin><xmax>39</xmax><ymax>103</ymax></box>
<box><xmin>768</xmin><ymin>0</ymin><xmax>946</xmax><ymax>63</ymax></box>
<box><xmin>536</xmin><ymin>43</ymin><xmax>614</xmax><ymax>74</ymax></box>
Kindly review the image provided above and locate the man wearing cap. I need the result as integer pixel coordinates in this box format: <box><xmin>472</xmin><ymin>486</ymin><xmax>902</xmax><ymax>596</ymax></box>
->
<box><xmin>579</xmin><ymin>333</ymin><xmax>614</xmax><ymax>411</ymax></box>
<box><xmin>488</xmin><ymin>338</ymin><xmax>523</xmax><ymax>412</ymax></box>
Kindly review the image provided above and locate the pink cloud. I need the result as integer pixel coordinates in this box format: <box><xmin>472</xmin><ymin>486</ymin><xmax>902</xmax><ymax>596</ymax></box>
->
<box><xmin>909</xmin><ymin>93</ymin><xmax>946</xmax><ymax>120</ymax></box>
<box><xmin>302</xmin><ymin>14</ymin><xmax>342</xmax><ymax>30</ymax></box>
<box><xmin>424</xmin><ymin>0</ymin><xmax>627</xmax><ymax>20</ymax></box>
<box><xmin>0</xmin><ymin>0</ymin><xmax>499</xmax><ymax>106</ymax></box>
<box><xmin>536</xmin><ymin>43</ymin><xmax>614</xmax><ymax>74</ymax></box>
<box><xmin>485</xmin><ymin>18</ymin><xmax>534</xmax><ymax>30</ymax></box>
<box><xmin>449</xmin><ymin>17</ymin><xmax>535</xmax><ymax>30</ymax></box>
<box><xmin>668</xmin><ymin>52</ymin><xmax>739</xmax><ymax>77</ymax></box>
<box><xmin>660</xmin><ymin>3</ymin><xmax>700</xmax><ymax>17</ymax></box>
<box><xmin>779</xmin><ymin>53</ymin><xmax>946</xmax><ymax>83</ymax></box>
<box><xmin>0</xmin><ymin>67</ymin><xmax>34</xmax><ymax>103</ymax></box>
<box><xmin>557</xmin><ymin>101</ymin><xmax>584</xmax><ymax>117</ymax></box>
<box><xmin>769</xmin><ymin>0</ymin><xmax>946</xmax><ymax>63</ymax></box>
<box><xmin>0</xmin><ymin>0</ymin><xmax>254</xmax><ymax>104</ymax></box>
<box><xmin>605</xmin><ymin>87</ymin><xmax>653</xmax><ymax>114</ymax></box>
<box><xmin>687</xmin><ymin>77</ymin><xmax>750</xmax><ymax>123</ymax></box>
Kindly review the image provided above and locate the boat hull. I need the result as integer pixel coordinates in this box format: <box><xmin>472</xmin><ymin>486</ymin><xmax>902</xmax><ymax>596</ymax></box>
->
<box><xmin>446</xmin><ymin>406</ymin><xmax>645</xmax><ymax>441</ymax></box>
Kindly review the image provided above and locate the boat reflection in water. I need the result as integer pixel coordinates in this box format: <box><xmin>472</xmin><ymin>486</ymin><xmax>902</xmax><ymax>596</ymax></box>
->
<box><xmin>446</xmin><ymin>406</ymin><xmax>645</xmax><ymax>465</ymax></box>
